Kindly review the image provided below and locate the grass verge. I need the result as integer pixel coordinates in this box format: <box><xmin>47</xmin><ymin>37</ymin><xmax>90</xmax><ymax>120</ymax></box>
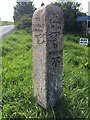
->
<box><xmin>0</xmin><ymin>21</ymin><xmax>14</xmax><ymax>26</ymax></box>
<box><xmin>1</xmin><ymin>30</ymin><xmax>89</xmax><ymax>119</ymax></box>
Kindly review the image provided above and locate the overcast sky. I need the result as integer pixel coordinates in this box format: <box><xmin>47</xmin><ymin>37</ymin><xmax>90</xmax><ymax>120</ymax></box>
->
<box><xmin>0</xmin><ymin>0</ymin><xmax>89</xmax><ymax>21</ymax></box>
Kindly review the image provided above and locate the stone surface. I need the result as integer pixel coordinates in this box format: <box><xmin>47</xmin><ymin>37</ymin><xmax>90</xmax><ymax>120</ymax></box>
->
<box><xmin>32</xmin><ymin>4</ymin><xmax>64</xmax><ymax>109</ymax></box>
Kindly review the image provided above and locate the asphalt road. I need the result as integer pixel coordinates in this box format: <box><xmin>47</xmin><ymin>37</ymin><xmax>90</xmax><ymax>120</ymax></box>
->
<box><xmin>0</xmin><ymin>25</ymin><xmax>15</xmax><ymax>39</ymax></box>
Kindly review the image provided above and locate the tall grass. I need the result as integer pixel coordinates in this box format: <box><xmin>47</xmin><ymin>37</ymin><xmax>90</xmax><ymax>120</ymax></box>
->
<box><xmin>1</xmin><ymin>30</ymin><xmax>89</xmax><ymax>119</ymax></box>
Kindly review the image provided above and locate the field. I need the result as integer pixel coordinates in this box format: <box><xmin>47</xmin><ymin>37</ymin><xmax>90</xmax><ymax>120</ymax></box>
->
<box><xmin>0</xmin><ymin>30</ymin><xmax>89</xmax><ymax>119</ymax></box>
<box><xmin>0</xmin><ymin>21</ymin><xmax>14</xmax><ymax>26</ymax></box>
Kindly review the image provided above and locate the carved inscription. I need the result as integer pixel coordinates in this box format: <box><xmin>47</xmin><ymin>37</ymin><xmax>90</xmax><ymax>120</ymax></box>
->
<box><xmin>52</xmin><ymin>56</ymin><xmax>60</xmax><ymax>67</ymax></box>
<box><xmin>49</xmin><ymin>13</ymin><xmax>61</xmax><ymax>29</ymax></box>
<box><xmin>50</xmin><ymin>24</ymin><xmax>61</xmax><ymax>29</ymax></box>
<box><xmin>48</xmin><ymin>31</ymin><xmax>61</xmax><ymax>68</ymax></box>
<box><xmin>48</xmin><ymin>50</ymin><xmax>61</xmax><ymax>55</ymax></box>
<box><xmin>35</xmin><ymin>34</ymin><xmax>46</xmax><ymax>44</ymax></box>
<box><xmin>35</xmin><ymin>17</ymin><xmax>40</xmax><ymax>21</ymax></box>
<box><xmin>49</xmin><ymin>32</ymin><xmax>60</xmax><ymax>42</ymax></box>
<box><xmin>33</xmin><ymin>16</ymin><xmax>45</xmax><ymax>44</ymax></box>
<box><xmin>33</xmin><ymin>11</ymin><xmax>62</xmax><ymax>66</ymax></box>
<box><xmin>34</xmin><ymin>24</ymin><xmax>44</xmax><ymax>32</ymax></box>
<box><xmin>49</xmin><ymin>35</ymin><xmax>61</xmax><ymax>68</ymax></box>
<box><xmin>53</xmin><ymin>43</ymin><xmax>58</xmax><ymax>48</ymax></box>
<box><xmin>48</xmin><ymin>13</ymin><xmax>62</xmax><ymax>68</ymax></box>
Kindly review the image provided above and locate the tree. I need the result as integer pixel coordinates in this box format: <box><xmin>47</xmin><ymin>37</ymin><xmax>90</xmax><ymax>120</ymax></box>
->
<box><xmin>13</xmin><ymin>1</ymin><xmax>36</xmax><ymax>22</ymax></box>
<box><xmin>53</xmin><ymin>0</ymin><xmax>86</xmax><ymax>34</ymax></box>
<box><xmin>13</xmin><ymin>1</ymin><xmax>36</xmax><ymax>30</ymax></box>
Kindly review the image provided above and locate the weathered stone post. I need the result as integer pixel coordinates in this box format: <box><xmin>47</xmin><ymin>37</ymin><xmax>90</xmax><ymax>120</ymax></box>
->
<box><xmin>32</xmin><ymin>4</ymin><xmax>64</xmax><ymax>109</ymax></box>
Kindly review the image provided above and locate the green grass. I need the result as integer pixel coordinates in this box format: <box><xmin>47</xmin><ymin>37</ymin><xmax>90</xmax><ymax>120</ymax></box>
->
<box><xmin>0</xmin><ymin>21</ymin><xmax>14</xmax><ymax>26</ymax></box>
<box><xmin>1</xmin><ymin>30</ymin><xmax>89</xmax><ymax>119</ymax></box>
<box><xmin>0</xmin><ymin>112</ymin><xmax>2</xmax><ymax>120</ymax></box>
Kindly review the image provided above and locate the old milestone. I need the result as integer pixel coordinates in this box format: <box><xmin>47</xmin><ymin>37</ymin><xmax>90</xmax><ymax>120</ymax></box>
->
<box><xmin>32</xmin><ymin>4</ymin><xmax>64</xmax><ymax>109</ymax></box>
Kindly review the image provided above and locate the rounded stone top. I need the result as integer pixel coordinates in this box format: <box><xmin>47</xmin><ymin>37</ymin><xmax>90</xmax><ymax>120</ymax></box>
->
<box><xmin>32</xmin><ymin>4</ymin><xmax>63</xmax><ymax>17</ymax></box>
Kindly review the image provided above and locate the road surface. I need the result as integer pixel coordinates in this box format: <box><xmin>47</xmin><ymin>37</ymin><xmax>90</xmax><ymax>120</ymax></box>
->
<box><xmin>0</xmin><ymin>25</ymin><xmax>14</xmax><ymax>39</ymax></box>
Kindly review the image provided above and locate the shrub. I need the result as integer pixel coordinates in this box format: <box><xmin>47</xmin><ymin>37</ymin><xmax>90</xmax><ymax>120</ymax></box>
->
<box><xmin>15</xmin><ymin>14</ymin><xmax>32</xmax><ymax>30</ymax></box>
<box><xmin>64</xmin><ymin>34</ymin><xmax>80</xmax><ymax>43</ymax></box>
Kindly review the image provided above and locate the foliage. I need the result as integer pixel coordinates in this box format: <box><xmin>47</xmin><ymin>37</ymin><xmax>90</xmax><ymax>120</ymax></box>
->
<box><xmin>1</xmin><ymin>30</ymin><xmax>89</xmax><ymax>119</ymax></box>
<box><xmin>13</xmin><ymin>1</ymin><xmax>35</xmax><ymax>22</ymax></box>
<box><xmin>15</xmin><ymin>14</ymin><xmax>32</xmax><ymax>30</ymax></box>
<box><xmin>13</xmin><ymin>1</ymin><xmax>36</xmax><ymax>29</ymax></box>
<box><xmin>0</xmin><ymin>21</ymin><xmax>14</xmax><ymax>26</ymax></box>
<box><xmin>88</xmin><ymin>34</ymin><xmax>90</xmax><ymax>46</ymax></box>
<box><xmin>53</xmin><ymin>0</ymin><xmax>86</xmax><ymax>34</ymax></box>
<box><xmin>64</xmin><ymin>34</ymin><xmax>80</xmax><ymax>43</ymax></box>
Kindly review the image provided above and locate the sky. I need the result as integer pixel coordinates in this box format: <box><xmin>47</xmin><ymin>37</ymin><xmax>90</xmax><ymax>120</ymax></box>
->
<box><xmin>0</xmin><ymin>0</ymin><xmax>89</xmax><ymax>21</ymax></box>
